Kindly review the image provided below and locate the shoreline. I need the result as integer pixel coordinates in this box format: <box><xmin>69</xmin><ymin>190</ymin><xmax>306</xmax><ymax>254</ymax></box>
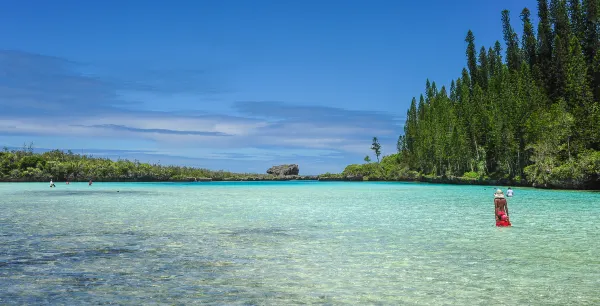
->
<box><xmin>317</xmin><ymin>175</ymin><xmax>599</xmax><ymax>190</ymax></box>
<box><xmin>3</xmin><ymin>149</ymin><xmax>597</xmax><ymax>191</ymax></box>
<box><xmin>2</xmin><ymin>175</ymin><xmax>598</xmax><ymax>191</ymax></box>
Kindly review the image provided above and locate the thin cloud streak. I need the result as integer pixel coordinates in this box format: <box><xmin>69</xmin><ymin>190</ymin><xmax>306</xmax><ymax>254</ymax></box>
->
<box><xmin>75</xmin><ymin>124</ymin><xmax>233</xmax><ymax>137</ymax></box>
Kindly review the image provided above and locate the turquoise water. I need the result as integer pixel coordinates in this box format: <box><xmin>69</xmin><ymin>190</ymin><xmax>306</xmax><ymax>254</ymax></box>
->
<box><xmin>1</xmin><ymin>181</ymin><xmax>599</xmax><ymax>305</ymax></box>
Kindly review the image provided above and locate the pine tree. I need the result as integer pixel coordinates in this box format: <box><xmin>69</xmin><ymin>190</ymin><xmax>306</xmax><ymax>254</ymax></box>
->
<box><xmin>479</xmin><ymin>46</ymin><xmax>489</xmax><ymax>88</ymax></box>
<box><xmin>493</xmin><ymin>41</ymin><xmax>504</xmax><ymax>74</ymax></box>
<box><xmin>583</xmin><ymin>0</ymin><xmax>599</xmax><ymax>64</ymax></box>
<box><xmin>538</xmin><ymin>0</ymin><xmax>554</xmax><ymax>91</ymax></box>
<box><xmin>371</xmin><ymin>137</ymin><xmax>381</xmax><ymax>163</ymax></box>
<box><xmin>583</xmin><ymin>0</ymin><xmax>600</xmax><ymax>99</ymax></box>
<box><xmin>552</xmin><ymin>35</ymin><xmax>570</xmax><ymax>99</ymax></box>
<box><xmin>566</xmin><ymin>34</ymin><xmax>596</xmax><ymax>150</ymax></box>
<box><xmin>565</xmin><ymin>34</ymin><xmax>592</xmax><ymax>110</ymax></box>
<box><xmin>568</xmin><ymin>0</ymin><xmax>586</xmax><ymax>44</ymax></box>
<box><xmin>449</xmin><ymin>80</ymin><xmax>457</xmax><ymax>103</ymax></box>
<box><xmin>488</xmin><ymin>47</ymin><xmax>497</xmax><ymax>77</ymax></box>
<box><xmin>502</xmin><ymin>10</ymin><xmax>521</xmax><ymax>71</ymax></box>
<box><xmin>404</xmin><ymin>97</ymin><xmax>418</xmax><ymax>155</ymax></box>
<box><xmin>550</xmin><ymin>0</ymin><xmax>571</xmax><ymax>100</ymax></box>
<box><xmin>465</xmin><ymin>30</ymin><xmax>478</xmax><ymax>87</ymax></box>
<box><xmin>521</xmin><ymin>8</ymin><xmax>538</xmax><ymax>68</ymax></box>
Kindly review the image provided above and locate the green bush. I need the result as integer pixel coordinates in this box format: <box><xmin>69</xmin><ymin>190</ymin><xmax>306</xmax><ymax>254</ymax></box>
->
<box><xmin>18</xmin><ymin>155</ymin><xmax>46</xmax><ymax>170</ymax></box>
<box><xmin>462</xmin><ymin>171</ymin><xmax>479</xmax><ymax>179</ymax></box>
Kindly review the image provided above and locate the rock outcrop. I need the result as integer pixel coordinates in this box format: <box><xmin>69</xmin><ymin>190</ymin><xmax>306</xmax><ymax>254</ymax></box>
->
<box><xmin>267</xmin><ymin>164</ymin><xmax>299</xmax><ymax>176</ymax></box>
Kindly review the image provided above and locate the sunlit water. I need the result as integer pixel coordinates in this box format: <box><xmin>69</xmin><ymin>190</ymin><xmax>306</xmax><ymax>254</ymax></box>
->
<box><xmin>1</xmin><ymin>181</ymin><xmax>599</xmax><ymax>305</ymax></box>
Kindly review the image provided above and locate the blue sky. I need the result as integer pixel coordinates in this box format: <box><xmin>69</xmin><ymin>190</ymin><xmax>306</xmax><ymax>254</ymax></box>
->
<box><xmin>0</xmin><ymin>0</ymin><xmax>537</xmax><ymax>174</ymax></box>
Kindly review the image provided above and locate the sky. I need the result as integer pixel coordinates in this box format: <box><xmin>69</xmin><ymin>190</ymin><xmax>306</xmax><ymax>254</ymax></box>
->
<box><xmin>0</xmin><ymin>0</ymin><xmax>538</xmax><ymax>174</ymax></box>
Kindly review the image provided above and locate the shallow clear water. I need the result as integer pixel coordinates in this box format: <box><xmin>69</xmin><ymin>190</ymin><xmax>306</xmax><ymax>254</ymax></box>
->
<box><xmin>1</xmin><ymin>181</ymin><xmax>599</xmax><ymax>305</ymax></box>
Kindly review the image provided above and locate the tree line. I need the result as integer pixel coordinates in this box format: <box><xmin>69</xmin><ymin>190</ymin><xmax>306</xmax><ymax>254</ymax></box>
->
<box><xmin>344</xmin><ymin>0</ymin><xmax>600</xmax><ymax>189</ymax></box>
<box><xmin>0</xmin><ymin>145</ymin><xmax>279</xmax><ymax>182</ymax></box>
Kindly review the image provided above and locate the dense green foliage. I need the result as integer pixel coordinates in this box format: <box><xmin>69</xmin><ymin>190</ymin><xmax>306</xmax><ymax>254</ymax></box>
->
<box><xmin>0</xmin><ymin>145</ymin><xmax>282</xmax><ymax>182</ymax></box>
<box><xmin>344</xmin><ymin>1</ymin><xmax>600</xmax><ymax>189</ymax></box>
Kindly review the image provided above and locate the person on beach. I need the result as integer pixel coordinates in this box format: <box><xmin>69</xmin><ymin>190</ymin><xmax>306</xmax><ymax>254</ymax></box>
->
<box><xmin>49</xmin><ymin>179</ymin><xmax>55</xmax><ymax>188</ymax></box>
<box><xmin>506</xmin><ymin>187</ymin><xmax>514</xmax><ymax>197</ymax></box>
<box><xmin>494</xmin><ymin>189</ymin><xmax>511</xmax><ymax>226</ymax></box>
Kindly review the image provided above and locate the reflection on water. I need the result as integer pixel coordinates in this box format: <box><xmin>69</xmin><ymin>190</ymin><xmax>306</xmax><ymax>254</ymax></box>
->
<box><xmin>1</xmin><ymin>182</ymin><xmax>599</xmax><ymax>305</ymax></box>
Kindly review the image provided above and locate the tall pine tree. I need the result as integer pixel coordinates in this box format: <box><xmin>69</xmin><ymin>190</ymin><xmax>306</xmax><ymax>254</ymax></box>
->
<box><xmin>521</xmin><ymin>8</ymin><xmax>538</xmax><ymax>69</ymax></box>
<box><xmin>538</xmin><ymin>0</ymin><xmax>554</xmax><ymax>92</ymax></box>
<box><xmin>502</xmin><ymin>10</ymin><xmax>522</xmax><ymax>71</ymax></box>
<box><xmin>465</xmin><ymin>30</ymin><xmax>478</xmax><ymax>87</ymax></box>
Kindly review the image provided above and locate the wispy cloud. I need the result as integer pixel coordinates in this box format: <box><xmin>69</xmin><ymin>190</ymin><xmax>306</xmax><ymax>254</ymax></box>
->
<box><xmin>0</xmin><ymin>49</ymin><xmax>403</xmax><ymax>173</ymax></box>
<box><xmin>75</xmin><ymin>124</ymin><xmax>233</xmax><ymax>137</ymax></box>
<box><xmin>234</xmin><ymin>100</ymin><xmax>401</xmax><ymax>125</ymax></box>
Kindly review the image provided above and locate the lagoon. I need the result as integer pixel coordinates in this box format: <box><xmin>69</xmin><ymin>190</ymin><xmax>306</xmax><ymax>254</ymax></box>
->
<box><xmin>1</xmin><ymin>181</ymin><xmax>599</xmax><ymax>305</ymax></box>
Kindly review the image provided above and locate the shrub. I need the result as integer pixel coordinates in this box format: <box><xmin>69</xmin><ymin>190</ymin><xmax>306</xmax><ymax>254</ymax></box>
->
<box><xmin>462</xmin><ymin>171</ymin><xmax>479</xmax><ymax>179</ymax></box>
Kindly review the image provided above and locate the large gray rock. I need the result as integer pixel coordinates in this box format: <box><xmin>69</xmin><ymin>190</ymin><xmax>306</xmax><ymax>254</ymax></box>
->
<box><xmin>267</xmin><ymin>164</ymin><xmax>299</xmax><ymax>176</ymax></box>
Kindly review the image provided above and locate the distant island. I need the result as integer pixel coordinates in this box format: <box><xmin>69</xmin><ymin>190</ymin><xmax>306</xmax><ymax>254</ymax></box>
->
<box><xmin>0</xmin><ymin>146</ymin><xmax>319</xmax><ymax>182</ymax></box>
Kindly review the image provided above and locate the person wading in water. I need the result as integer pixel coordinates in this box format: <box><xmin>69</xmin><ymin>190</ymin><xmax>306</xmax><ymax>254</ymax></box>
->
<box><xmin>494</xmin><ymin>189</ymin><xmax>511</xmax><ymax>226</ymax></box>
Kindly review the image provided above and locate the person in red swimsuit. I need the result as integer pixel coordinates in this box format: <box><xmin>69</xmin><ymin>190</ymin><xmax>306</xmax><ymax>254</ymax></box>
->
<box><xmin>494</xmin><ymin>189</ymin><xmax>511</xmax><ymax>226</ymax></box>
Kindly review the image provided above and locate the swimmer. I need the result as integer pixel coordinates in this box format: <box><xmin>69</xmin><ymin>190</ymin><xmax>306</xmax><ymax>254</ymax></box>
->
<box><xmin>494</xmin><ymin>189</ymin><xmax>510</xmax><ymax>222</ymax></box>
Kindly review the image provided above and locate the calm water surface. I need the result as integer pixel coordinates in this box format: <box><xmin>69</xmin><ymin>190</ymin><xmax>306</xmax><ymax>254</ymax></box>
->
<box><xmin>1</xmin><ymin>181</ymin><xmax>599</xmax><ymax>305</ymax></box>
